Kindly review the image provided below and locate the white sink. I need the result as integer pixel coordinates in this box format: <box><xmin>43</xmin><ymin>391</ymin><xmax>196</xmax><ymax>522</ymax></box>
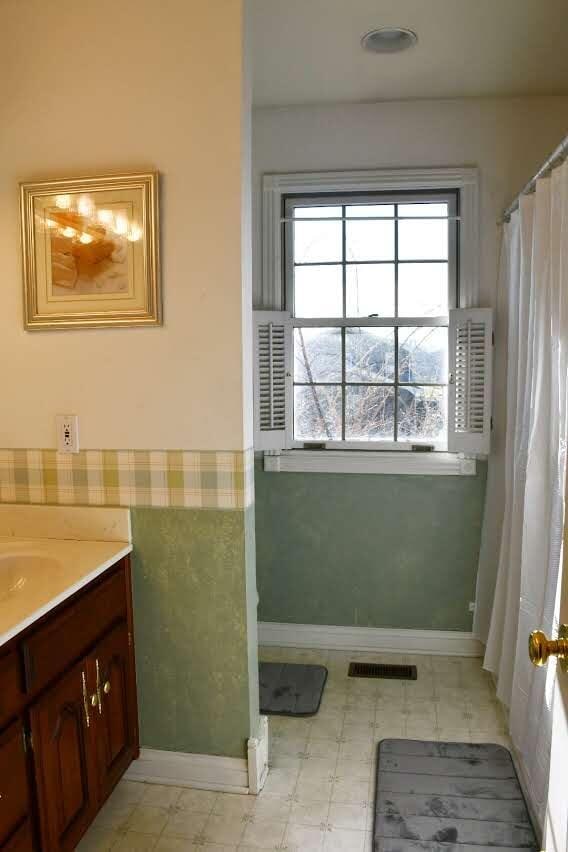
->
<box><xmin>0</xmin><ymin>537</ymin><xmax>132</xmax><ymax>648</ymax></box>
<box><xmin>0</xmin><ymin>551</ymin><xmax>64</xmax><ymax>601</ymax></box>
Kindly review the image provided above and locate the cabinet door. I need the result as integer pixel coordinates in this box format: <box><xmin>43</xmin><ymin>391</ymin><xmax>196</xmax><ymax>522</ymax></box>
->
<box><xmin>0</xmin><ymin>722</ymin><xmax>30</xmax><ymax>847</ymax></box>
<box><xmin>0</xmin><ymin>650</ymin><xmax>24</xmax><ymax>729</ymax></box>
<box><xmin>29</xmin><ymin>658</ymin><xmax>97</xmax><ymax>852</ymax></box>
<box><xmin>2</xmin><ymin>818</ymin><xmax>34</xmax><ymax>852</ymax></box>
<box><xmin>91</xmin><ymin>622</ymin><xmax>138</xmax><ymax>802</ymax></box>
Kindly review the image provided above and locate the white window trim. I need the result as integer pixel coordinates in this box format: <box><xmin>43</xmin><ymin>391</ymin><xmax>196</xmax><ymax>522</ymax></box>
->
<box><xmin>260</xmin><ymin>166</ymin><xmax>479</xmax><ymax>310</ymax></box>
<box><xmin>264</xmin><ymin>450</ymin><xmax>476</xmax><ymax>476</ymax></box>
<box><xmin>258</xmin><ymin>167</ymin><xmax>481</xmax><ymax>475</ymax></box>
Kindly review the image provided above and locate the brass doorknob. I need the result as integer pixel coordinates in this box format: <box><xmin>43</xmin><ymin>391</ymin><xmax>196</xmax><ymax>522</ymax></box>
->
<box><xmin>528</xmin><ymin>625</ymin><xmax>568</xmax><ymax>672</ymax></box>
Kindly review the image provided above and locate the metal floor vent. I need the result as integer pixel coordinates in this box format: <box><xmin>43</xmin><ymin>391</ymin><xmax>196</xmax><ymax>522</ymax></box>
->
<box><xmin>348</xmin><ymin>662</ymin><xmax>417</xmax><ymax>680</ymax></box>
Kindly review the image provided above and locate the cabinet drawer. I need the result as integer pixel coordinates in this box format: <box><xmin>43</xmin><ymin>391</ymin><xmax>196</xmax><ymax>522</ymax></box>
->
<box><xmin>0</xmin><ymin>722</ymin><xmax>29</xmax><ymax>845</ymax></box>
<box><xmin>22</xmin><ymin>564</ymin><xmax>127</xmax><ymax>695</ymax></box>
<box><xmin>2</xmin><ymin>818</ymin><xmax>33</xmax><ymax>852</ymax></box>
<box><xmin>0</xmin><ymin>650</ymin><xmax>23</xmax><ymax>728</ymax></box>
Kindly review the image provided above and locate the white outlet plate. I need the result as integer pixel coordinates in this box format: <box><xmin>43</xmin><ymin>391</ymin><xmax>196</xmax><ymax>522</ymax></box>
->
<box><xmin>56</xmin><ymin>414</ymin><xmax>80</xmax><ymax>454</ymax></box>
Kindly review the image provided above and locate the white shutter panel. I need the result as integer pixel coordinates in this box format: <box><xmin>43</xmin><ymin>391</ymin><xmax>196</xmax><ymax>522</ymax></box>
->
<box><xmin>448</xmin><ymin>308</ymin><xmax>493</xmax><ymax>455</ymax></box>
<box><xmin>253</xmin><ymin>311</ymin><xmax>292</xmax><ymax>450</ymax></box>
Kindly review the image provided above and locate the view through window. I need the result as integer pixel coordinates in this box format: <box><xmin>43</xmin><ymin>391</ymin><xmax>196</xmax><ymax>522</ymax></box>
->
<box><xmin>286</xmin><ymin>193</ymin><xmax>457</xmax><ymax>448</ymax></box>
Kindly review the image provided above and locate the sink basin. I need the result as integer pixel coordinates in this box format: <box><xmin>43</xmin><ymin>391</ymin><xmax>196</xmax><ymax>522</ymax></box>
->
<box><xmin>0</xmin><ymin>552</ymin><xmax>64</xmax><ymax>601</ymax></box>
<box><xmin>0</xmin><ymin>536</ymin><xmax>132</xmax><ymax>649</ymax></box>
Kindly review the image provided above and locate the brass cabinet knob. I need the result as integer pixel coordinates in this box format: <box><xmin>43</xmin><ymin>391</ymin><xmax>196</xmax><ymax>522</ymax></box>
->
<box><xmin>529</xmin><ymin>625</ymin><xmax>568</xmax><ymax>672</ymax></box>
<box><xmin>90</xmin><ymin>693</ymin><xmax>99</xmax><ymax>708</ymax></box>
<box><xmin>103</xmin><ymin>681</ymin><xmax>111</xmax><ymax>695</ymax></box>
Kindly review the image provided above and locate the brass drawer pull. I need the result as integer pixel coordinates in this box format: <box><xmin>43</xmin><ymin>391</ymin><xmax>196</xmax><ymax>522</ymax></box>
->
<box><xmin>95</xmin><ymin>659</ymin><xmax>103</xmax><ymax>715</ymax></box>
<box><xmin>81</xmin><ymin>671</ymin><xmax>90</xmax><ymax>728</ymax></box>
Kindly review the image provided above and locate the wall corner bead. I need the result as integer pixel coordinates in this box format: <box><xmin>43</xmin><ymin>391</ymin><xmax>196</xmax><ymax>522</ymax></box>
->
<box><xmin>247</xmin><ymin>715</ymin><xmax>269</xmax><ymax>794</ymax></box>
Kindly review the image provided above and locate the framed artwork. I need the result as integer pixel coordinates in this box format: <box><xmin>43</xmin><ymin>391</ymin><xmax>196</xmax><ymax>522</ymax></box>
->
<box><xmin>20</xmin><ymin>172</ymin><xmax>160</xmax><ymax>330</ymax></box>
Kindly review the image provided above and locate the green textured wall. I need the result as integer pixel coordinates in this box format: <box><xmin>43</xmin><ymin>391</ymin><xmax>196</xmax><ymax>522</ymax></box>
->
<box><xmin>244</xmin><ymin>506</ymin><xmax>260</xmax><ymax>728</ymax></box>
<box><xmin>131</xmin><ymin>507</ymin><xmax>258</xmax><ymax>759</ymax></box>
<box><xmin>255</xmin><ymin>462</ymin><xmax>487</xmax><ymax>632</ymax></box>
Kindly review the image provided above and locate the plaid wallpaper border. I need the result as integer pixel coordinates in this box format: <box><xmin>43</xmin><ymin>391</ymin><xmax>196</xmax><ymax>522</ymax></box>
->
<box><xmin>0</xmin><ymin>449</ymin><xmax>254</xmax><ymax>510</ymax></box>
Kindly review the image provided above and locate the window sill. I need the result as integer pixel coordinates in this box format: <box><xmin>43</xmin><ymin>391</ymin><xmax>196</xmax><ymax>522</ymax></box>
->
<box><xmin>263</xmin><ymin>450</ymin><xmax>477</xmax><ymax>476</ymax></box>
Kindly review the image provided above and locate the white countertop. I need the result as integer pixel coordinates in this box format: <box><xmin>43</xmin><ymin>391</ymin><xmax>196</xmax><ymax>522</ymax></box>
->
<box><xmin>0</xmin><ymin>537</ymin><xmax>132</xmax><ymax>648</ymax></box>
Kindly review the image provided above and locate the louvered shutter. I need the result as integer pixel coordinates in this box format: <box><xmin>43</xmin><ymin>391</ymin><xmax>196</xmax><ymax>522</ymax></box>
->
<box><xmin>448</xmin><ymin>308</ymin><xmax>493</xmax><ymax>455</ymax></box>
<box><xmin>253</xmin><ymin>311</ymin><xmax>292</xmax><ymax>450</ymax></box>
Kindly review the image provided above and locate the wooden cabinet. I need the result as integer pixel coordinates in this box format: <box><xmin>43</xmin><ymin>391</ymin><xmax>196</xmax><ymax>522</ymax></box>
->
<box><xmin>0</xmin><ymin>722</ymin><xmax>30</xmax><ymax>847</ymax></box>
<box><xmin>91</xmin><ymin>623</ymin><xmax>138</xmax><ymax>802</ymax></box>
<box><xmin>2</xmin><ymin>820</ymin><xmax>34</xmax><ymax>852</ymax></box>
<box><xmin>0</xmin><ymin>556</ymin><xmax>138</xmax><ymax>852</ymax></box>
<box><xmin>0</xmin><ymin>651</ymin><xmax>24</xmax><ymax>729</ymax></box>
<box><xmin>30</xmin><ymin>659</ymin><xmax>98</xmax><ymax>851</ymax></box>
<box><xmin>22</xmin><ymin>568</ymin><xmax>128</xmax><ymax>697</ymax></box>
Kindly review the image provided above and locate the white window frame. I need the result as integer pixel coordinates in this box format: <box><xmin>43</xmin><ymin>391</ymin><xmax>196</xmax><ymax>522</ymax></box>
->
<box><xmin>258</xmin><ymin>167</ymin><xmax>481</xmax><ymax>475</ymax></box>
<box><xmin>260</xmin><ymin>167</ymin><xmax>479</xmax><ymax>310</ymax></box>
<box><xmin>284</xmin><ymin>188</ymin><xmax>457</xmax><ymax>452</ymax></box>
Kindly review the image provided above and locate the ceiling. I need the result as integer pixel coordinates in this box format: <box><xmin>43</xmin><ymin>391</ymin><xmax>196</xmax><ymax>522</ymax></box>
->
<box><xmin>250</xmin><ymin>0</ymin><xmax>568</xmax><ymax>107</ymax></box>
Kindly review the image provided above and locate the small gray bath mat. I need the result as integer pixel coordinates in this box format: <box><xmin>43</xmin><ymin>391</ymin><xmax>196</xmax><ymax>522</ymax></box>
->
<box><xmin>259</xmin><ymin>662</ymin><xmax>327</xmax><ymax>716</ymax></box>
<box><xmin>374</xmin><ymin>739</ymin><xmax>538</xmax><ymax>851</ymax></box>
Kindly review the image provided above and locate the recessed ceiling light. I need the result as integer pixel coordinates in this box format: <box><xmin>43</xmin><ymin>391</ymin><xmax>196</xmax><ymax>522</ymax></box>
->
<box><xmin>361</xmin><ymin>27</ymin><xmax>418</xmax><ymax>54</ymax></box>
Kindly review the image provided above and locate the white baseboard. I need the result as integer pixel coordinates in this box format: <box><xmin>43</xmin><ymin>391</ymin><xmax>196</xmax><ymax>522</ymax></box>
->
<box><xmin>125</xmin><ymin>748</ymin><xmax>250</xmax><ymax>794</ymax></box>
<box><xmin>247</xmin><ymin>715</ymin><xmax>269</xmax><ymax>794</ymax></box>
<box><xmin>125</xmin><ymin>718</ymin><xmax>271</xmax><ymax>796</ymax></box>
<box><xmin>258</xmin><ymin>621</ymin><xmax>483</xmax><ymax>657</ymax></box>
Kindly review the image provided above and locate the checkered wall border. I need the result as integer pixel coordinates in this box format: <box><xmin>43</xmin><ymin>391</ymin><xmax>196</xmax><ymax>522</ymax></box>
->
<box><xmin>0</xmin><ymin>449</ymin><xmax>254</xmax><ymax>510</ymax></box>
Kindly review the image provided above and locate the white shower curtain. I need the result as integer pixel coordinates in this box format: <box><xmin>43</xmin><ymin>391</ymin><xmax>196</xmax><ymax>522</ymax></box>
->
<box><xmin>483</xmin><ymin>161</ymin><xmax>568</xmax><ymax>823</ymax></box>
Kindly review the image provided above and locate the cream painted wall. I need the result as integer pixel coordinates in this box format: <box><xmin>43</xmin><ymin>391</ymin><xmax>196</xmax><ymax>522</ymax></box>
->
<box><xmin>0</xmin><ymin>0</ymin><xmax>252</xmax><ymax>452</ymax></box>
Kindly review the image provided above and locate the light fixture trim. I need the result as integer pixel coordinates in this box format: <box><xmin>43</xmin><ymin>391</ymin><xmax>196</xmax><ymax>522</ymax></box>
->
<box><xmin>361</xmin><ymin>27</ymin><xmax>418</xmax><ymax>54</ymax></box>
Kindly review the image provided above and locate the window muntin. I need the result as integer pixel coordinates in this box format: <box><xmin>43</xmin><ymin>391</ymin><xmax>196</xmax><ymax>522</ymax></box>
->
<box><xmin>285</xmin><ymin>191</ymin><xmax>457</xmax><ymax>449</ymax></box>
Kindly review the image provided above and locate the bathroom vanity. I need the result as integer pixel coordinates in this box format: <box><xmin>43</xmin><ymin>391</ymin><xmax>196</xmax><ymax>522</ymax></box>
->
<box><xmin>0</xmin><ymin>517</ymin><xmax>138</xmax><ymax>852</ymax></box>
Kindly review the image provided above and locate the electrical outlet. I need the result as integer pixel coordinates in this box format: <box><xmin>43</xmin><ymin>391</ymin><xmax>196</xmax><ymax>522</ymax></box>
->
<box><xmin>468</xmin><ymin>601</ymin><xmax>476</xmax><ymax>613</ymax></box>
<box><xmin>56</xmin><ymin>415</ymin><xmax>80</xmax><ymax>454</ymax></box>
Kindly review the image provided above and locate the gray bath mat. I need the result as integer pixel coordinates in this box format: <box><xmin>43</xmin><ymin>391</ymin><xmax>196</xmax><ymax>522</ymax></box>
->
<box><xmin>374</xmin><ymin>739</ymin><xmax>538</xmax><ymax>851</ymax></box>
<box><xmin>259</xmin><ymin>662</ymin><xmax>327</xmax><ymax>716</ymax></box>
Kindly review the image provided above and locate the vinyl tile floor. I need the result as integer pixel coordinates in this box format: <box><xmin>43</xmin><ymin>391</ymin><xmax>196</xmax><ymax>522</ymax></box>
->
<box><xmin>79</xmin><ymin>647</ymin><xmax>511</xmax><ymax>852</ymax></box>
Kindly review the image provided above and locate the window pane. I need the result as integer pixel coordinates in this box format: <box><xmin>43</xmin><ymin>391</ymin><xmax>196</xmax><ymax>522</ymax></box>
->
<box><xmin>346</xmin><ymin>264</ymin><xmax>395</xmax><ymax>317</ymax></box>
<box><xmin>294</xmin><ymin>328</ymin><xmax>342</xmax><ymax>382</ymax></box>
<box><xmin>346</xmin><ymin>204</ymin><xmax>394</xmax><ymax>218</ymax></box>
<box><xmin>398</xmin><ymin>202</ymin><xmax>448</xmax><ymax>218</ymax></box>
<box><xmin>345</xmin><ymin>386</ymin><xmax>395</xmax><ymax>440</ymax></box>
<box><xmin>398</xmin><ymin>386</ymin><xmax>447</xmax><ymax>442</ymax></box>
<box><xmin>398</xmin><ymin>263</ymin><xmax>448</xmax><ymax>317</ymax></box>
<box><xmin>294</xmin><ymin>220</ymin><xmax>342</xmax><ymax>263</ymax></box>
<box><xmin>398</xmin><ymin>220</ymin><xmax>448</xmax><ymax>260</ymax></box>
<box><xmin>294</xmin><ymin>265</ymin><xmax>342</xmax><ymax>317</ymax></box>
<box><xmin>294</xmin><ymin>386</ymin><xmax>342</xmax><ymax>441</ymax></box>
<box><xmin>345</xmin><ymin>327</ymin><xmax>395</xmax><ymax>382</ymax></box>
<box><xmin>293</xmin><ymin>206</ymin><xmax>342</xmax><ymax>218</ymax></box>
<box><xmin>398</xmin><ymin>327</ymin><xmax>448</xmax><ymax>384</ymax></box>
<box><xmin>345</xmin><ymin>220</ymin><xmax>394</xmax><ymax>261</ymax></box>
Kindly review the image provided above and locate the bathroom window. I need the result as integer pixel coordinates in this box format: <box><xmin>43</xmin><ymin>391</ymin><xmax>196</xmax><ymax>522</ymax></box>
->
<box><xmin>284</xmin><ymin>191</ymin><xmax>457</xmax><ymax>450</ymax></box>
<box><xmin>254</xmin><ymin>169</ymin><xmax>492</xmax><ymax>472</ymax></box>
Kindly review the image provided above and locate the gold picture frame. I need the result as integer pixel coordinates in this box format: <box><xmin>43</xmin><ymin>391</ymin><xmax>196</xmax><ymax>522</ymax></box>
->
<box><xmin>20</xmin><ymin>171</ymin><xmax>161</xmax><ymax>330</ymax></box>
